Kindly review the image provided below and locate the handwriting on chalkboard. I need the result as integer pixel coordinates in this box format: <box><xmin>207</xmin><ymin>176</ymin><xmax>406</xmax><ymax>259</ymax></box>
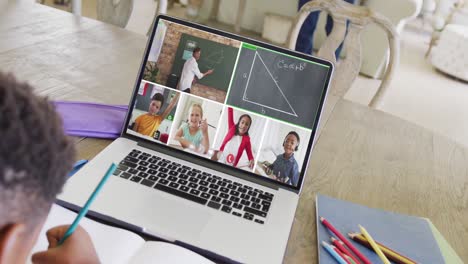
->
<box><xmin>277</xmin><ymin>60</ymin><xmax>307</xmax><ymax>71</ymax></box>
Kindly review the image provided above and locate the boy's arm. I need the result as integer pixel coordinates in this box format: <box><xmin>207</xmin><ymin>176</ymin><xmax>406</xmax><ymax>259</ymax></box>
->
<box><xmin>161</xmin><ymin>92</ymin><xmax>180</xmax><ymax>120</ymax></box>
<box><xmin>291</xmin><ymin>163</ymin><xmax>300</xmax><ymax>186</ymax></box>
<box><xmin>31</xmin><ymin>225</ymin><xmax>99</xmax><ymax>264</ymax></box>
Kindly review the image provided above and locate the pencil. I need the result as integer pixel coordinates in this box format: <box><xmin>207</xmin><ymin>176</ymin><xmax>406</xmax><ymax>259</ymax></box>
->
<box><xmin>348</xmin><ymin>233</ymin><xmax>417</xmax><ymax>264</ymax></box>
<box><xmin>58</xmin><ymin>163</ymin><xmax>117</xmax><ymax>245</ymax></box>
<box><xmin>320</xmin><ymin>217</ymin><xmax>371</xmax><ymax>264</ymax></box>
<box><xmin>331</xmin><ymin>237</ymin><xmax>361</xmax><ymax>264</ymax></box>
<box><xmin>322</xmin><ymin>241</ymin><xmax>348</xmax><ymax>264</ymax></box>
<box><xmin>342</xmin><ymin>254</ymin><xmax>357</xmax><ymax>264</ymax></box>
<box><xmin>359</xmin><ymin>225</ymin><xmax>391</xmax><ymax>264</ymax></box>
<box><xmin>332</xmin><ymin>245</ymin><xmax>352</xmax><ymax>264</ymax></box>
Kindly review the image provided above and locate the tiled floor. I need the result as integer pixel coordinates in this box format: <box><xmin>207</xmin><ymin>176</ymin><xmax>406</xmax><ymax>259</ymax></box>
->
<box><xmin>39</xmin><ymin>1</ymin><xmax>468</xmax><ymax>147</ymax></box>
<box><xmin>347</xmin><ymin>25</ymin><xmax>468</xmax><ymax>147</ymax></box>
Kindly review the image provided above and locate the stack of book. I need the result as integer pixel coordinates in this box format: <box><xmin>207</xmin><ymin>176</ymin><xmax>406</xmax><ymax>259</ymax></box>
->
<box><xmin>316</xmin><ymin>195</ymin><xmax>463</xmax><ymax>264</ymax></box>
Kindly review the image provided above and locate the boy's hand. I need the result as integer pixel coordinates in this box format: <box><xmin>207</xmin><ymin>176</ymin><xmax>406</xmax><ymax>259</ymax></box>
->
<box><xmin>31</xmin><ymin>225</ymin><xmax>100</xmax><ymax>264</ymax></box>
<box><xmin>206</xmin><ymin>69</ymin><xmax>214</xmax><ymax>75</ymax></box>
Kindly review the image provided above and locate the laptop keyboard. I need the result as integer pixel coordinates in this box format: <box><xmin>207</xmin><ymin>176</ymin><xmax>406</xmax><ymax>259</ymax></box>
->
<box><xmin>113</xmin><ymin>149</ymin><xmax>274</xmax><ymax>224</ymax></box>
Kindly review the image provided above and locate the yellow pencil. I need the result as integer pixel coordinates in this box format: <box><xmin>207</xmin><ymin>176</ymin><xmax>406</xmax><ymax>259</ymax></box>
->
<box><xmin>359</xmin><ymin>225</ymin><xmax>391</xmax><ymax>264</ymax></box>
<box><xmin>348</xmin><ymin>233</ymin><xmax>416</xmax><ymax>264</ymax></box>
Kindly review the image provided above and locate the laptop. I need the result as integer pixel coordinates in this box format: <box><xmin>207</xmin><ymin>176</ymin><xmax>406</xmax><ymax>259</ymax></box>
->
<box><xmin>58</xmin><ymin>15</ymin><xmax>333</xmax><ymax>263</ymax></box>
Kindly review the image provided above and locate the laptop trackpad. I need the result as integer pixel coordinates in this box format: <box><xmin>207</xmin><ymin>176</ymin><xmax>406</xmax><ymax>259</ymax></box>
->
<box><xmin>143</xmin><ymin>194</ymin><xmax>213</xmax><ymax>241</ymax></box>
<box><xmin>97</xmin><ymin>180</ymin><xmax>213</xmax><ymax>241</ymax></box>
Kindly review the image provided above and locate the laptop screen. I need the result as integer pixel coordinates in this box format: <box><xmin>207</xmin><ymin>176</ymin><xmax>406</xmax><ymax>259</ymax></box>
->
<box><xmin>124</xmin><ymin>16</ymin><xmax>332</xmax><ymax>189</ymax></box>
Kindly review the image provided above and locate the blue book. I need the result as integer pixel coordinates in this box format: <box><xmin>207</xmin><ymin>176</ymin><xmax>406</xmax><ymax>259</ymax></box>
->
<box><xmin>316</xmin><ymin>194</ymin><xmax>445</xmax><ymax>263</ymax></box>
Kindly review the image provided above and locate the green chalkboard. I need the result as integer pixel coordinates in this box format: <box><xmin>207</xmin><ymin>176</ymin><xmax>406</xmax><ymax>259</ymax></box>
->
<box><xmin>170</xmin><ymin>33</ymin><xmax>239</xmax><ymax>92</ymax></box>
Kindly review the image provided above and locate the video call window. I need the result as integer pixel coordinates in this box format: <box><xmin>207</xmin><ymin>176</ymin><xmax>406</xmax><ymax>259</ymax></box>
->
<box><xmin>127</xmin><ymin>18</ymin><xmax>330</xmax><ymax>188</ymax></box>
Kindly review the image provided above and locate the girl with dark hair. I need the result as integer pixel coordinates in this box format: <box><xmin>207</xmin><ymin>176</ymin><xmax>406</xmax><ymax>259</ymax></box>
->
<box><xmin>212</xmin><ymin>107</ymin><xmax>255</xmax><ymax>169</ymax></box>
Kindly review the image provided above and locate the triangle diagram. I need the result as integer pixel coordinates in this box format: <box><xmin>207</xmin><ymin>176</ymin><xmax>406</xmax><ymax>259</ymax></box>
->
<box><xmin>242</xmin><ymin>51</ymin><xmax>298</xmax><ymax>117</ymax></box>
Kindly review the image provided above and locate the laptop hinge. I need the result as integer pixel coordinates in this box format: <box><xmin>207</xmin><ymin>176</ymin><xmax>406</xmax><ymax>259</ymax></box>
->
<box><xmin>135</xmin><ymin>140</ymin><xmax>284</xmax><ymax>191</ymax></box>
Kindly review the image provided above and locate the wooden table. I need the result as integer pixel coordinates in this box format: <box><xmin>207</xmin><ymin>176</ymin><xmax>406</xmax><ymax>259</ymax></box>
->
<box><xmin>1</xmin><ymin>2</ymin><xmax>467</xmax><ymax>262</ymax></box>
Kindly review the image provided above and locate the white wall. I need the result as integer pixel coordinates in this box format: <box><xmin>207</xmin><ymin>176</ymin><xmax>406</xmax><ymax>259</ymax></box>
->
<box><xmin>147</xmin><ymin>19</ymin><xmax>167</xmax><ymax>62</ymax></box>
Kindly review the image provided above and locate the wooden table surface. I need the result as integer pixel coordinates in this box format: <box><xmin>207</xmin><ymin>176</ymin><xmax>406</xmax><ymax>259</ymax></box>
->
<box><xmin>1</xmin><ymin>2</ymin><xmax>467</xmax><ymax>262</ymax></box>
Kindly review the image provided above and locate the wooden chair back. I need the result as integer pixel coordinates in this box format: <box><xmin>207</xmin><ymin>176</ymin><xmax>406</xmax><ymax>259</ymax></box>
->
<box><xmin>288</xmin><ymin>0</ymin><xmax>399</xmax><ymax>108</ymax></box>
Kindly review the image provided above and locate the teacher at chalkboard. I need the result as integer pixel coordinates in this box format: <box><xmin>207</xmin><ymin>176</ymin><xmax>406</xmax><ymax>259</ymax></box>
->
<box><xmin>178</xmin><ymin>47</ymin><xmax>214</xmax><ymax>93</ymax></box>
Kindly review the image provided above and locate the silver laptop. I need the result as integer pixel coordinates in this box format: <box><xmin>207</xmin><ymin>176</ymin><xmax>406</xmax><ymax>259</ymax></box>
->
<box><xmin>58</xmin><ymin>15</ymin><xmax>333</xmax><ymax>263</ymax></box>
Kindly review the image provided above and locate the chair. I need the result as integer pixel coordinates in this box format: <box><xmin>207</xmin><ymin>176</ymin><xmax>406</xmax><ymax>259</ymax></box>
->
<box><xmin>97</xmin><ymin>0</ymin><xmax>134</xmax><ymax>28</ymax></box>
<box><xmin>287</xmin><ymin>0</ymin><xmax>399</xmax><ymax>108</ymax></box>
<box><xmin>97</xmin><ymin>0</ymin><xmax>167</xmax><ymax>35</ymax></box>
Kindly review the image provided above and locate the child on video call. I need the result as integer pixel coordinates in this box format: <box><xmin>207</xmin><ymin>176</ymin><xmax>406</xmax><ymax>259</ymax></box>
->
<box><xmin>212</xmin><ymin>107</ymin><xmax>254</xmax><ymax>169</ymax></box>
<box><xmin>174</xmin><ymin>103</ymin><xmax>210</xmax><ymax>154</ymax></box>
<box><xmin>132</xmin><ymin>91</ymin><xmax>179</xmax><ymax>137</ymax></box>
<box><xmin>264</xmin><ymin>131</ymin><xmax>300</xmax><ymax>186</ymax></box>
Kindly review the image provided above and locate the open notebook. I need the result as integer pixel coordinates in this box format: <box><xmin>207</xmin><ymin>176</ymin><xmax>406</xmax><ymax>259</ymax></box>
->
<box><xmin>28</xmin><ymin>204</ymin><xmax>214</xmax><ymax>264</ymax></box>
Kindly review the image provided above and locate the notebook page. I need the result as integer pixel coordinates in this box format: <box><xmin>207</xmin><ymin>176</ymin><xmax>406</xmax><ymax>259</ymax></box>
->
<box><xmin>426</xmin><ymin>219</ymin><xmax>463</xmax><ymax>264</ymax></box>
<box><xmin>128</xmin><ymin>241</ymin><xmax>215</xmax><ymax>264</ymax></box>
<box><xmin>28</xmin><ymin>204</ymin><xmax>145</xmax><ymax>264</ymax></box>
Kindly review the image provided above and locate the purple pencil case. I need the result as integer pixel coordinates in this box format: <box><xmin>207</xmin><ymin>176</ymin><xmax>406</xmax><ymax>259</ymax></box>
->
<box><xmin>54</xmin><ymin>101</ymin><xmax>128</xmax><ymax>139</ymax></box>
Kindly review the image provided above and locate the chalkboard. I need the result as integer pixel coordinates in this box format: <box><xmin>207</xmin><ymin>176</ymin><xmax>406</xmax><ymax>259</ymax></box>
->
<box><xmin>170</xmin><ymin>33</ymin><xmax>239</xmax><ymax>92</ymax></box>
<box><xmin>226</xmin><ymin>46</ymin><xmax>330</xmax><ymax>129</ymax></box>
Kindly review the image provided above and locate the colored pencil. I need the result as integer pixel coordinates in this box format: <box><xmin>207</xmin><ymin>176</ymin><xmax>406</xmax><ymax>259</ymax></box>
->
<box><xmin>322</xmin><ymin>241</ymin><xmax>348</xmax><ymax>264</ymax></box>
<box><xmin>331</xmin><ymin>237</ymin><xmax>361</xmax><ymax>264</ymax></box>
<box><xmin>348</xmin><ymin>233</ymin><xmax>417</xmax><ymax>264</ymax></box>
<box><xmin>320</xmin><ymin>217</ymin><xmax>371</xmax><ymax>264</ymax></box>
<box><xmin>333</xmin><ymin>246</ymin><xmax>352</xmax><ymax>264</ymax></box>
<box><xmin>58</xmin><ymin>163</ymin><xmax>117</xmax><ymax>245</ymax></box>
<box><xmin>359</xmin><ymin>225</ymin><xmax>391</xmax><ymax>264</ymax></box>
<box><xmin>342</xmin><ymin>254</ymin><xmax>357</xmax><ymax>264</ymax></box>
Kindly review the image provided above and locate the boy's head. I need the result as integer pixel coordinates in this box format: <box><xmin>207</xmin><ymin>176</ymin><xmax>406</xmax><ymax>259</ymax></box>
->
<box><xmin>193</xmin><ymin>47</ymin><xmax>201</xmax><ymax>60</ymax></box>
<box><xmin>149</xmin><ymin>93</ymin><xmax>164</xmax><ymax>115</ymax></box>
<box><xmin>0</xmin><ymin>72</ymin><xmax>75</xmax><ymax>263</ymax></box>
<box><xmin>235</xmin><ymin>114</ymin><xmax>252</xmax><ymax>136</ymax></box>
<box><xmin>283</xmin><ymin>131</ymin><xmax>300</xmax><ymax>155</ymax></box>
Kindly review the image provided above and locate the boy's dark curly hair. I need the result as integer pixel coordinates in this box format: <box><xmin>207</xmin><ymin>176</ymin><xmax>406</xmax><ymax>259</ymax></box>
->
<box><xmin>0</xmin><ymin>72</ymin><xmax>75</xmax><ymax>229</ymax></box>
<box><xmin>151</xmin><ymin>92</ymin><xmax>164</xmax><ymax>106</ymax></box>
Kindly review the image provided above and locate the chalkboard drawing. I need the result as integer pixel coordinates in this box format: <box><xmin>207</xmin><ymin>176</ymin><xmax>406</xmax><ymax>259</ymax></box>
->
<box><xmin>242</xmin><ymin>51</ymin><xmax>298</xmax><ymax>117</ymax></box>
<box><xmin>203</xmin><ymin>50</ymin><xmax>225</xmax><ymax>69</ymax></box>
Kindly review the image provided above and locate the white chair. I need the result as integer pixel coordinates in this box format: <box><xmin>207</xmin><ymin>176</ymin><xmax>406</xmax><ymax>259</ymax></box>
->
<box><xmin>97</xmin><ymin>0</ymin><xmax>167</xmax><ymax>35</ymax></box>
<box><xmin>431</xmin><ymin>24</ymin><xmax>468</xmax><ymax>81</ymax></box>
<box><xmin>288</xmin><ymin>0</ymin><xmax>400</xmax><ymax>108</ymax></box>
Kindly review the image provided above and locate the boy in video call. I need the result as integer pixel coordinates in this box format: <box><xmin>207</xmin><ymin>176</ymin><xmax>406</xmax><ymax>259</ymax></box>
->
<box><xmin>174</xmin><ymin>103</ymin><xmax>210</xmax><ymax>154</ymax></box>
<box><xmin>212</xmin><ymin>107</ymin><xmax>255</xmax><ymax>169</ymax></box>
<box><xmin>264</xmin><ymin>131</ymin><xmax>300</xmax><ymax>186</ymax></box>
<box><xmin>0</xmin><ymin>72</ymin><xmax>100</xmax><ymax>263</ymax></box>
<box><xmin>178</xmin><ymin>47</ymin><xmax>214</xmax><ymax>93</ymax></box>
<box><xmin>132</xmin><ymin>91</ymin><xmax>180</xmax><ymax>137</ymax></box>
